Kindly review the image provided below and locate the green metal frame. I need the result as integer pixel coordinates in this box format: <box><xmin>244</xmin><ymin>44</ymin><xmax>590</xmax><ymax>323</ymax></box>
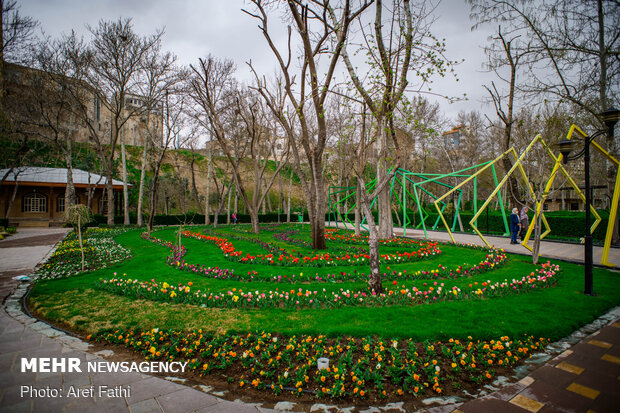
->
<box><xmin>327</xmin><ymin>163</ymin><xmax>510</xmax><ymax>239</ymax></box>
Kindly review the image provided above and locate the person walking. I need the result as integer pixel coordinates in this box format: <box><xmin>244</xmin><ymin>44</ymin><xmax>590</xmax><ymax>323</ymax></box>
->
<box><xmin>510</xmin><ymin>208</ymin><xmax>520</xmax><ymax>244</ymax></box>
<box><xmin>232</xmin><ymin>212</ymin><xmax>238</xmax><ymax>225</ymax></box>
<box><xmin>519</xmin><ymin>206</ymin><xmax>529</xmax><ymax>242</ymax></box>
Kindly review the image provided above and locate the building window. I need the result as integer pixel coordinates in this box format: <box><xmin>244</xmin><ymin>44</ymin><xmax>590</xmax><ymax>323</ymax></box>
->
<box><xmin>95</xmin><ymin>97</ymin><xmax>101</xmax><ymax>122</ymax></box>
<box><xmin>23</xmin><ymin>192</ymin><xmax>47</xmax><ymax>213</ymax></box>
<box><xmin>57</xmin><ymin>197</ymin><xmax>65</xmax><ymax>213</ymax></box>
<box><xmin>543</xmin><ymin>202</ymin><xmax>549</xmax><ymax>211</ymax></box>
<box><xmin>570</xmin><ymin>202</ymin><xmax>579</xmax><ymax>211</ymax></box>
<box><xmin>99</xmin><ymin>192</ymin><xmax>122</xmax><ymax>215</ymax></box>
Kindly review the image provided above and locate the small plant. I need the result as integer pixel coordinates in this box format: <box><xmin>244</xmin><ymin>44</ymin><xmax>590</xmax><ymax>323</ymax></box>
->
<box><xmin>65</xmin><ymin>204</ymin><xmax>93</xmax><ymax>271</ymax></box>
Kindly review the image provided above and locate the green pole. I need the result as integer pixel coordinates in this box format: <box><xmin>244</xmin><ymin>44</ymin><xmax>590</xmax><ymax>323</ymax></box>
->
<box><xmin>473</xmin><ymin>176</ymin><xmax>478</xmax><ymax>216</ymax></box>
<box><xmin>452</xmin><ymin>190</ymin><xmax>463</xmax><ymax>231</ymax></box>
<box><xmin>433</xmin><ymin>202</ymin><xmax>447</xmax><ymax>230</ymax></box>
<box><xmin>413</xmin><ymin>184</ymin><xmax>428</xmax><ymax>238</ymax></box>
<box><xmin>492</xmin><ymin>164</ymin><xmax>510</xmax><ymax>235</ymax></box>
<box><xmin>402</xmin><ymin>174</ymin><xmax>407</xmax><ymax>236</ymax></box>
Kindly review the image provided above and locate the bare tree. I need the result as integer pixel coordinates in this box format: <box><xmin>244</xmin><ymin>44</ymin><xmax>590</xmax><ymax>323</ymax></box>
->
<box><xmin>350</xmin><ymin>99</ymin><xmax>401</xmax><ymax>294</ymax></box>
<box><xmin>135</xmin><ymin>43</ymin><xmax>177</xmax><ymax>226</ymax></box>
<box><xmin>84</xmin><ymin>18</ymin><xmax>163</xmax><ymax>225</ymax></box>
<box><xmin>189</xmin><ymin>56</ymin><xmax>289</xmax><ymax>233</ymax></box>
<box><xmin>28</xmin><ymin>37</ymin><xmax>86</xmax><ymax>210</ymax></box>
<box><xmin>470</xmin><ymin>0</ymin><xmax>620</xmax><ymax>236</ymax></box>
<box><xmin>335</xmin><ymin>0</ymin><xmax>456</xmax><ymax>239</ymax></box>
<box><xmin>0</xmin><ymin>0</ymin><xmax>38</xmax><ymax>185</ymax></box>
<box><xmin>147</xmin><ymin>89</ymin><xmax>189</xmax><ymax>232</ymax></box>
<box><xmin>481</xmin><ymin>26</ymin><xmax>528</xmax><ymax>207</ymax></box>
<box><xmin>244</xmin><ymin>0</ymin><xmax>371</xmax><ymax>249</ymax></box>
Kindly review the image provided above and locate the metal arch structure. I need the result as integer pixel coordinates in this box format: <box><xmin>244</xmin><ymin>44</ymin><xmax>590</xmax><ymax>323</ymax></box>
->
<box><xmin>327</xmin><ymin>162</ymin><xmax>510</xmax><ymax>239</ymax></box>
<box><xmin>434</xmin><ymin>132</ymin><xmax>605</xmax><ymax>259</ymax></box>
<box><xmin>328</xmin><ymin>125</ymin><xmax>619</xmax><ymax>267</ymax></box>
<box><xmin>548</xmin><ymin>124</ymin><xmax>620</xmax><ymax>267</ymax></box>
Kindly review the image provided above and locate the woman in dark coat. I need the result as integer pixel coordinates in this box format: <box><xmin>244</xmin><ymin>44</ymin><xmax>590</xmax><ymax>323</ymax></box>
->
<box><xmin>510</xmin><ymin>208</ymin><xmax>520</xmax><ymax>244</ymax></box>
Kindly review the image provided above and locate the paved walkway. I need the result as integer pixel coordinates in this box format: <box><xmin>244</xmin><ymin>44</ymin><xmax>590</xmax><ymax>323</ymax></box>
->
<box><xmin>448</xmin><ymin>317</ymin><xmax>620</xmax><ymax>413</ymax></box>
<box><xmin>327</xmin><ymin>221</ymin><xmax>620</xmax><ymax>267</ymax></box>
<box><xmin>1</xmin><ymin>227</ymin><xmax>619</xmax><ymax>412</ymax></box>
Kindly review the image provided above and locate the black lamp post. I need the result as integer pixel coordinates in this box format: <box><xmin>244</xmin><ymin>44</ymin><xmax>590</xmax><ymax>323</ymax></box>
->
<box><xmin>558</xmin><ymin>108</ymin><xmax>620</xmax><ymax>295</ymax></box>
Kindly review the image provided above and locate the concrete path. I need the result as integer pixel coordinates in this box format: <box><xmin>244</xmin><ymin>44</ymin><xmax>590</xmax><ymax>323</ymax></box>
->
<box><xmin>440</xmin><ymin>315</ymin><xmax>620</xmax><ymax>413</ymax></box>
<box><xmin>327</xmin><ymin>221</ymin><xmax>620</xmax><ymax>267</ymax></box>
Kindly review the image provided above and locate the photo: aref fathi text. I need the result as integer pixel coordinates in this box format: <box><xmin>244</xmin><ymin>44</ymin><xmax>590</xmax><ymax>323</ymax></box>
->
<box><xmin>21</xmin><ymin>384</ymin><xmax>131</xmax><ymax>398</ymax></box>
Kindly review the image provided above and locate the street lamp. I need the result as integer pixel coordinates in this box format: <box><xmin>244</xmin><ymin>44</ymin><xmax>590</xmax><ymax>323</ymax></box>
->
<box><xmin>558</xmin><ymin>107</ymin><xmax>620</xmax><ymax>295</ymax></box>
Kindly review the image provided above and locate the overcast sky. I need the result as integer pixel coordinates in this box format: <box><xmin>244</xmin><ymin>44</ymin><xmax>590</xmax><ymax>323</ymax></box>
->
<box><xmin>18</xmin><ymin>0</ymin><xmax>498</xmax><ymax>126</ymax></box>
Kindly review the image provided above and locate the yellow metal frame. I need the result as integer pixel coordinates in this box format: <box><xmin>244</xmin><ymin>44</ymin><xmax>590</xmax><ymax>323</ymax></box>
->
<box><xmin>544</xmin><ymin>124</ymin><xmax>620</xmax><ymax>267</ymax></box>
<box><xmin>467</xmin><ymin>137</ymin><xmax>549</xmax><ymax>249</ymax></box>
<box><xmin>433</xmin><ymin>130</ymin><xmax>612</xmax><ymax>262</ymax></box>
<box><xmin>520</xmin><ymin>132</ymin><xmax>601</xmax><ymax>252</ymax></box>
<box><xmin>432</xmin><ymin>151</ymin><xmax>510</xmax><ymax>245</ymax></box>
<box><xmin>432</xmin><ymin>146</ymin><xmax>543</xmax><ymax>247</ymax></box>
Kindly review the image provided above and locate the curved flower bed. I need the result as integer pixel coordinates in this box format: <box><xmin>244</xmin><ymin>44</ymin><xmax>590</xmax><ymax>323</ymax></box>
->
<box><xmin>37</xmin><ymin>230</ymin><xmax>132</xmax><ymax>280</ymax></box>
<box><xmin>96</xmin><ymin>262</ymin><xmax>560</xmax><ymax>309</ymax></box>
<box><xmin>141</xmin><ymin>232</ymin><xmax>506</xmax><ymax>284</ymax></box>
<box><xmin>181</xmin><ymin>230</ymin><xmax>441</xmax><ymax>267</ymax></box>
<box><xmin>91</xmin><ymin>328</ymin><xmax>549</xmax><ymax>400</ymax></box>
<box><xmin>325</xmin><ymin>229</ymin><xmax>423</xmax><ymax>246</ymax></box>
<box><xmin>140</xmin><ymin>233</ymin><xmax>235</xmax><ymax>279</ymax></box>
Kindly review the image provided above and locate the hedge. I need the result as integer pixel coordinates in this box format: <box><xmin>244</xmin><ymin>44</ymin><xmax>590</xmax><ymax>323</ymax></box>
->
<box><xmin>93</xmin><ymin>212</ymin><xmax>308</xmax><ymax>227</ymax></box>
<box><xmin>328</xmin><ymin>209</ymin><xmax>613</xmax><ymax>242</ymax></box>
<box><xmin>93</xmin><ymin>210</ymin><xmax>612</xmax><ymax>242</ymax></box>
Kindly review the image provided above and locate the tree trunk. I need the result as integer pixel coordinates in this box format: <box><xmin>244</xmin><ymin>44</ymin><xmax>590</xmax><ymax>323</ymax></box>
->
<box><xmin>532</xmin><ymin>201</ymin><xmax>543</xmax><ymax>265</ymax></box>
<box><xmin>64</xmin><ymin>137</ymin><xmax>76</xmax><ymax>211</ymax></box>
<box><xmin>234</xmin><ymin>186</ymin><xmax>238</xmax><ymax>217</ymax></box>
<box><xmin>214</xmin><ymin>180</ymin><xmax>232</xmax><ymax>229</ymax></box>
<box><xmin>360</xmin><ymin>194</ymin><xmax>382</xmax><ymax>294</ymax></box>
<box><xmin>78</xmin><ymin>214</ymin><xmax>85</xmax><ymax>271</ymax></box>
<box><xmin>264</xmin><ymin>177</ymin><xmax>272</xmax><ymax>212</ymax></box>
<box><xmin>137</xmin><ymin>119</ymin><xmax>150</xmax><ymax>226</ymax></box>
<box><xmin>121</xmin><ymin>128</ymin><xmax>130</xmax><ymax>225</ymax></box>
<box><xmin>287</xmin><ymin>171</ymin><xmax>292</xmax><ymax>223</ymax></box>
<box><xmin>250</xmin><ymin>208</ymin><xmax>260</xmax><ymax>234</ymax></box>
<box><xmin>227</xmin><ymin>181</ymin><xmax>232</xmax><ymax>224</ymax></box>
<box><xmin>310</xmin><ymin>164</ymin><xmax>327</xmax><ymax>250</ymax></box>
<box><xmin>4</xmin><ymin>182</ymin><xmax>18</xmax><ymax>219</ymax></box>
<box><xmin>106</xmin><ymin>170</ymin><xmax>114</xmax><ymax>226</ymax></box>
<box><xmin>147</xmin><ymin>175</ymin><xmax>159</xmax><ymax>233</ymax></box>
<box><xmin>147</xmin><ymin>151</ymin><xmax>165</xmax><ymax>233</ymax></box>
<box><xmin>261</xmin><ymin>181</ymin><xmax>267</xmax><ymax>214</ymax></box>
<box><xmin>377</xmin><ymin>120</ymin><xmax>393</xmax><ymax>239</ymax></box>
<box><xmin>355</xmin><ymin>181</ymin><xmax>361</xmax><ymax>235</ymax></box>
<box><xmin>190</xmin><ymin>156</ymin><xmax>202</xmax><ymax>212</ymax></box>
<box><xmin>205</xmin><ymin>147</ymin><xmax>212</xmax><ymax>225</ymax></box>
<box><xmin>278</xmin><ymin>167</ymin><xmax>284</xmax><ymax>213</ymax></box>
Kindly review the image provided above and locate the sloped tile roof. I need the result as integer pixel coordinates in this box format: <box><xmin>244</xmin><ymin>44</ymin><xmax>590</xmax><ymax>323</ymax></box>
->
<box><xmin>0</xmin><ymin>167</ymin><xmax>127</xmax><ymax>186</ymax></box>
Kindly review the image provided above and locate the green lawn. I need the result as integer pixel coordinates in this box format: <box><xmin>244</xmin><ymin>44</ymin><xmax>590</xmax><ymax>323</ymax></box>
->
<box><xmin>28</xmin><ymin>224</ymin><xmax>620</xmax><ymax>341</ymax></box>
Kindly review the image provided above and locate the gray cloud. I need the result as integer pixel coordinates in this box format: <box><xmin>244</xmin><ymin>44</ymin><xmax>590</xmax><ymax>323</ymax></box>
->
<box><xmin>19</xmin><ymin>0</ymin><xmax>497</xmax><ymax>124</ymax></box>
